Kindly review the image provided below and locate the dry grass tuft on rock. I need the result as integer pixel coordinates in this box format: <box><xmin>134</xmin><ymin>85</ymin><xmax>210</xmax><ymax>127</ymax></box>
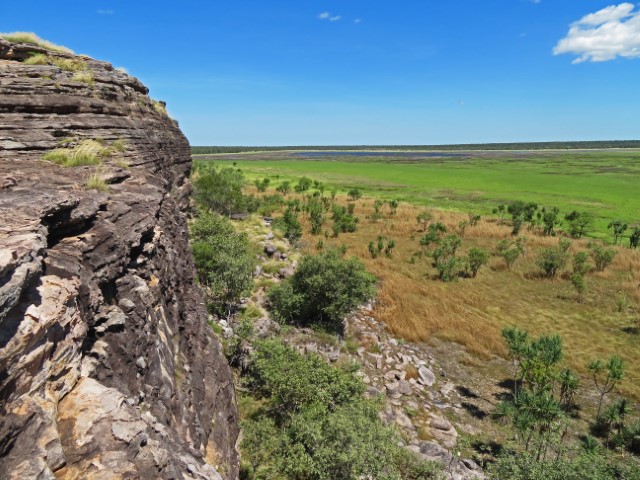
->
<box><xmin>71</xmin><ymin>69</ymin><xmax>94</xmax><ymax>85</ymax></box>
<box><xmin>152</xmin><ymin>99</ymin><xmax>169</xmax><ymax>116</ymax></box>
<box><xmin>85</xmin><ymin>173</ymin><xmax>109</xmax><ymax>192</ymax></box>
<box><xmin>0</xmin><ymin>31</ymin><xmax>73</xmax><ymax>53</ymax></box>
<box><xmin>44</xmin><ymin>139</ymin><xmax>111</xmax><ymax>167</ymax></box>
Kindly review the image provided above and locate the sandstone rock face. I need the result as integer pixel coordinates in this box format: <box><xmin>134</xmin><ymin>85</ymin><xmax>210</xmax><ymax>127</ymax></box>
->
<box><xmin>0</xmin><ymin>39</ymin><xmax>238</xmax><ymax>479</ymax></box>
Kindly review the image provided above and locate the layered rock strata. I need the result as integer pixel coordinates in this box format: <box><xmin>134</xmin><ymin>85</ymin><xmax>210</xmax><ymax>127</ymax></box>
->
<box><xmin>0</xmin><ymin>38</ymin><xmax>238</xmax><ymax>479</ymax></box>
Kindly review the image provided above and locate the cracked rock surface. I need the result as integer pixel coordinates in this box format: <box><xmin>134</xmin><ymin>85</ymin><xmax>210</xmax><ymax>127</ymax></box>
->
<box><xmin>0</xmin><ymin>39</ymin><xmax>238</xmax><ymax>479</ymax></box>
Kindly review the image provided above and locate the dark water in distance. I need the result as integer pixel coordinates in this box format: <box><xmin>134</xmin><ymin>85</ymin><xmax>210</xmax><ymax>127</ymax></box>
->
<box><xmin>292</xmin><ymin>151</ymin><xmax>466</xmax><ymax>158</ymax></box>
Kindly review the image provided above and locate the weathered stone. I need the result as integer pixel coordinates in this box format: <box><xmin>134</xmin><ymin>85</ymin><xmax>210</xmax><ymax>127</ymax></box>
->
<box><xmin>418</xmin><ymin>366</ymin><xmax>436</xmax><ymax>386</ymax></box>
<box><xmin>0</xmin><ymin>39</ymin><xmax>238</xmax><ymax>480</ymax></box>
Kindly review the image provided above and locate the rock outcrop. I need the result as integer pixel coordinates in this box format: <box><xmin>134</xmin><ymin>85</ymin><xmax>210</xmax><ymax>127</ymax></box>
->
<box><xmin>0</xmin><ymin>39</ymin><xmax>239</xmax><ymax>479</ymax></box>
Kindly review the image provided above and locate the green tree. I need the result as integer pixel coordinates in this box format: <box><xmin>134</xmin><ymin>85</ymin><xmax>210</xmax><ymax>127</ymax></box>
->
<box><xmin>268</xmin><ymin>250</ymin><xmax>377</xmax><ymax>331</ymax></box>
<box><xmin>255</xmin><ymin>177</ymin><xmax>270</xmax><ymax>192</ymax></box>
<box><xmin>416</xmin><ymin>211</ymin><xmax>433</xmax><ymax>231</ymax></box>
<box><xmin>465</xmin><ymin>247</ymin><xmax>490</xmax><ymax>278</ymax></box>
<box><xmin>536</xmin><ymin>241</ymin><xmax>569</xmax><ymax>278</ymax></box>
<box><xmin>608</xmin><ymin>220</ymin><xmax>628</xmax><ymax>245</ymax></box>
<box><xmin>419</xmin><ymin>222</ymin><xmax>447</xmax><ymax>250</ymax></box>
<box><xmin>347</xmin><ymin>188</ymin><xmax>362</xmax><ymax>201</ymax></box>
<box><xmin>276</xmin><ymin>181</ymin><xmax>292</xmax><ymax>196</ymax></box>
<box><xmin>193</xmin><ymin>164</ymin><xmax>248</xmax><ymax>216</ymax></box>
<box><xmin>295</xmin><ymin>176</ymin><xmax>313</xmax><ymax>192</ymax></box>
<box><xmin>502</xmin><ymin>326</ymin><xmax>530</xmax><ymax>397</ymax></box>
<box><xmin>497</xmin><ymin>238</ymin><xmax>524</xmax><ymax>270</ymax></box>
<box><xmin>573</xmin><ymin>251</ymin><xmax>590</xmax><ymax>275</ymax></box>
<box><xmin>589</xmin><ymin>242</ymin><xmax>617</xmax><ymax>272</ymax></box>
<box><xmin>384</xmin><ymin>239</ymin><xmax>396</xmax><ymax>258</ymax></box>
<box><xmin>308</xmin><ymin>197</ymin><xmax>325</xmax><ymax>235</ymax></box>
<box><xmin>565</xmin><ymin>211</ymin><xmax>595</xmax><ymax>238</ymax></box>
<box><xmin>570</xmin><ymin>272</ymin><xmax>586</xmax><ymax>303</ymax></box>
<box><xmin>432</xmin><ymin>234</ymin><xmax>463</xmax><ymax>282</ymax></box>
<box><xmin>541</xmin><ymin>207</ymin><xmax>562</xmax><ymax>236</ymax></box>
<box><xmin>630</xmin><ymin>226</ymin><xmax>640</xmax><ymax>249</ymax></box>
<box><xmin>277</xmin><ymin>207</ymin><xmax>303</xmax><ymax>243</ymax></box>
<box><xmin>588</xmin><ymin>356</ymin><xmax>626</xmax><ymax>419</ymax></box>
<box><xmin>191</xmin><ymin>212</ymin><xmax>255</xmax><ymax>315</ymax></box>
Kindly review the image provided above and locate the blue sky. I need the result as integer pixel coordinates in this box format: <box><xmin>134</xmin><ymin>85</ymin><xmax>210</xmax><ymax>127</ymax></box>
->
<box><xmin>2</xmin><ymin>1</ymin><xmax>639</xmax><ymax>145</ymax></box>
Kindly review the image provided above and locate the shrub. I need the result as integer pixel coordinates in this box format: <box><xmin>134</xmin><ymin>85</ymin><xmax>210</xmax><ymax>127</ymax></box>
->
<box><xmin>331</xmin><ymin>205</ymin><xmax>358</xmax><ymax>235</ymax></box>
<box><xmin>565</xmin><ymin>211</ymin><xmax>595</xmax><ymax>238</ymax></box>
<box><xmin>416</xmin><ymin>211</ymin><xmax>433</xmax><ymax>231</ymax></box>
<box><xmin>193</xmin><ymin>163</ymin><xmax>250</xmax><ymax>216</ymax></box>
<box><xmin>240</xmin><ymin>341</ymin><xmax>442</xmax><ymax>480</ymax></box>
<box><xmin>432</xmin><ymin>234</ymin><xmax>462</xmax><ymax>282</ymax></box>
<box><xmin>536</xmin><ymin>241</ymin><xmax>569</xmax><ymax>278</ymax></box>
<box><xmin>307</xmin><ymin>197</ymin><xmax>325</xmax><ymax>235</ymax></box>
<box><xmin>275</xmin><ymin>207</ymin><xmax>303</xmax><ymax>243</ymax></box>
<box><xmin>589</xmin><ymin>242</ymin><xmax>617</xmax><ymax>272</ymax></box>
<box><xmin>276</xmin><ymin>181</ymin><xmax>292</xmax><ymax>196</ymax></box>
<box><xmin>294</xmin><ymin>176</ymin><xmax>313</xmax><ymax>192</ymax></box>
<box><xmin>465</xmin><ymin>247</ymin><xmax>490</xmax><ymax>278</ymax></box>
<box><xmin>573</xmin><ymin>251</ymin><xmax>590</xmax><ymax>275</ymax></box>
<box><xmin>630</xmin><ymin>226</ymin><xmax>640</xmax><ymax>249</ymax></box>
<box><xmin>347</xmin><ymin>188</ymin><xmax>362</xmax><ymax>201</ymax></box>
<box><xmin>248</xmin><ymin>340</ymin><xmax>365</xmax><ymax>416</ymax></box>
<box><xmin>541</xmin><ymin>207</ymin><xmax>562</xmax><ymax>236</ymax></box>
<box><xmin>191</xmin><ymin>211</ymin><xmax>255</xmax><ymax>315</ymax></box>
<box><xmin>608</xmin><ymin>220</ymin><xmax>628</xmax><ymax>245</ymax></box>
<box><xmin>571</xmin><ymin>272</ymin><xmax>586</xmax><ymax>302</ymax></box>
<box><xmin>496</xmin><ymin>238</ymin><xmax>524</xmax><ymax>270</ymax></box>
<box><xmin>488</xmin><ymin>451</ymin><xmax>640</xmax><ymax>480</ymax></box>
<box><xmin>255</xmin><ymin>177</ymin><xmax>270</xmax><ymax>192</ymax></box>
<box><xmin>419</xmin><ymin>222</ymin><xmax>447</xmax><ymax>249</ymax></box>
<box><xmin>268</xmin><ymin>250</ymin><xmax>376</xmax><ymax>331</ymax></box>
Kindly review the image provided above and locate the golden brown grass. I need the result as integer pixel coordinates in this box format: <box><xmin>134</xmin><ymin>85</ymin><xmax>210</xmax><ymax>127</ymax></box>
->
<box><xmin>43</xmin><ymin>139</ymin><xmax>111</xmax><ymax>167</ymax></box>
<box><xmin>0</xmin><ymin>32</ymin><xmax>73</xmax><ymax>53</ymax></box>
<box><xmin>255</xmin><ymin>188</ymin><xmax>640</xmax><ymax>398</ymax></box>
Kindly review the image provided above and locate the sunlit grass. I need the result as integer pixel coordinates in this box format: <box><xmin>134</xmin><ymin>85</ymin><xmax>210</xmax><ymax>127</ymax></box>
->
<box><xmin>0</xmin><ymin>31</ymin><xmax>73</xmax><ymax>53</ymax></box>
<box><xmin>43</xmin><ymin>139</ymin><xmax>111</xmax><ymax>167</ymax></box>
<box><xmin>85</xmin><ymin>173</ymin><xmax>109</xmax><ymax>192</ymax></box>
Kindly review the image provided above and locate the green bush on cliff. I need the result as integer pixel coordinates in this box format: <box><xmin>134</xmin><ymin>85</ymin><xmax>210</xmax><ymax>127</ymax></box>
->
<box><xmin>267</xmin><ymin>249</ymin><xmax>377</xmax><ymax>332</ymax></box>
<box><xmin>191</xmin><ymin>211</ymin><xmax>254</xmax><ymax>315</ymax></box>
<box><xmin>193</xmin><ymin>163</ymin><xmax>255</xmax><ymax>216</ymax></box>
<box><xmin>239</xmin><ymin>340</ymin><xmax>441</xmax><ymax>480</ymax></box>
<box><xmin>488</xmin><ymin>450</ymin><xmax>640</xmax><ymax>480</ymax></box>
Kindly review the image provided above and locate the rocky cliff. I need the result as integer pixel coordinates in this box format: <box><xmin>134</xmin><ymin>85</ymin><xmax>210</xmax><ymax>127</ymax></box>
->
<box><xmin>0</xmin><ymin>38</ymin><xmax>239</xmax><ymax>479</ymax></box>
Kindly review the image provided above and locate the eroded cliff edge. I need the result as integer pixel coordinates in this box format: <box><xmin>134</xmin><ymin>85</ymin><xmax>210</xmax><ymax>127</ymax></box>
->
<box><xmin>0</xmin><ymin>39</ymin><xmax>239</xmax><ymax>479</ymax></box>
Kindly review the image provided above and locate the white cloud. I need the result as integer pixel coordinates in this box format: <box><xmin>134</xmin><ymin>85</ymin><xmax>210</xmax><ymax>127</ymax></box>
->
<box><xmin>318</xmin><ymin>11</ymin><xmax>341</xmax><ymax>22</ymax></box>
<box><xmin>354</xmin><ymin>18</ymin><xmax>362</xmax><ymax>24</ymax></box>
<box><xmin>554</xmin><ymin>3</ymin><xmax>640</xmax><ymax>63</ymax></box>
<box><xmin>97</xmin><ymin>9</ymin><xmax>114</xmax><ymax>15</ymax></box>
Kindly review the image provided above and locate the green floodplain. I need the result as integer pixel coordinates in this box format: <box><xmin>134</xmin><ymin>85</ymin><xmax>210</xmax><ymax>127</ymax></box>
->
<box><xmin>193</xmin><ymin>149</ymin><xmax>640</xmax><ymax>239</ymax></box>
